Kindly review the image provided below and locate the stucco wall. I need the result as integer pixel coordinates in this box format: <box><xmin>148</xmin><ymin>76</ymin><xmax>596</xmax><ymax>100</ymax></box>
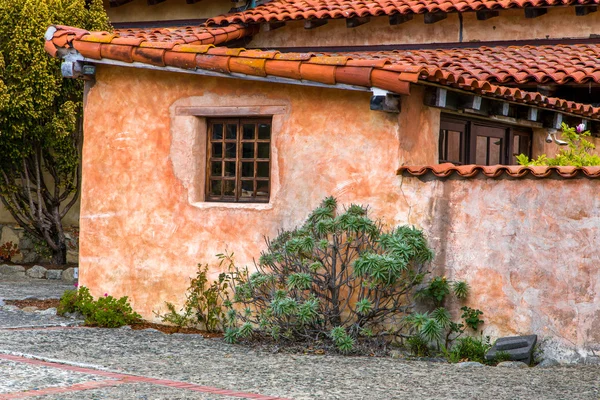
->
<box><xmin>104</xmin><ymin>0</ymin><xmax>231</xmax><ymax>23</ymax></box>
<box><xmin>248</xmin><ymin>8</ymin><xmax>600</xmax><ymax>48</ymax></box>
<box><xmin>82</xmin><ymin>65</ymin><xmax>600</xmax><ymax>359</ymax></box>
<box><xmin>401</xmin><ymin>175</ymin><xmax>600</xmax><ymax>361</ymax></box>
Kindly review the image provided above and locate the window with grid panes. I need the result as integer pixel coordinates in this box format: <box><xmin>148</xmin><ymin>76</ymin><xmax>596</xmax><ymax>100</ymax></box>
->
<box><xmin>206</xmin><ymin>118</ymin><xmax>271</xmax><ymax>203</ymax></box>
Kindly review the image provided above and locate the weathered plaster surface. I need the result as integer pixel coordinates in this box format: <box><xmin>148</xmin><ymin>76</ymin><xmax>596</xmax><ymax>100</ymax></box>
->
<box><xmin>81</xmin><ymin>65</ymin><xmax>600</xmax><ymax>359</ymax></box>
<box><xmin>80</xmin><ymin>65</ymin><xmax>406</xmax><ymax>319</ymax></box>
<box><xmin>249</xmin><ymin>8</ymin><xmax>600</xmax><ymax>48</ymax></box>
<box><xmin>103</xmin><ymin>0</ymin><xmax>231</xmax><ymax>23</ymax></box>
<box><xmin>401</xmin><ymin>176</ymin><xmax>600</xmax><ymax>361</ymax></box>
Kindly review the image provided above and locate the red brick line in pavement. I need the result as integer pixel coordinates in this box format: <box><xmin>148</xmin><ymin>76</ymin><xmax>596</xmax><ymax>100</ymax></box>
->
<box><xmin>0</xmin><ymin>380</ymin><xmax>125</xmax><ymax>399</ymax></box>
<box><xmin>0</xmin><ymin>353</ymin><xmax>290</xmax><ymax>400</ymax></box>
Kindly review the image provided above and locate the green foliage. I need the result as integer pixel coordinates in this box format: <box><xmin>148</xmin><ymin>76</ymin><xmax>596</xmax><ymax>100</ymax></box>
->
<box><xmin>406</xmin><ymin>335</ymin><xmax>430</xmax><ymax>357</ymax></box>
<box><xmin>448</xmin><ymin>336</ymin><xmax>491</xmax><ymax>363</ymax></box>
<box><xmin>330</xmin><ymin>326</ymin><xmax>355</xmax><ymax>353</ymax></box>
<box><xmin>406</xmin><ymin>276</ymin><xmax>485</xmax><ymax>358</ymax></box>
<box><xmin>155</xmin><ymin>264</ymin><xmax>227</xmax><ymax>332</ymax></box>
<box><xmin>460</xmin><ymin>306</ymin><xmax>484</xmax><ymax>331</ymax></box>
<box><xmin>0</xmin><ymin>241</ymin><xmax>19</xmax><ymax>262</ymax></box>
<box><xmin>57</xmin><ymin>286</ymin><xmax>140</xmax><ymax>328</ymax></box>
<box><xmin>217</xmin><ymin>197</ymin><xmax>434</xmax><ymax>353</ymax></box>
<box><xmin>493</xmin><ymin>350</ymin><xmax>512</xmax><ymax>364</ymax></box>
<box><xmin>417</xmin><ymin>277</ymin><xmax>470</xmax><ymax>307</ymax></box>
<box><xmin>0</xmin><ymin>0</ymin><xmax>110</xmax><ymax>264</ymax></box>
<box><xmin>517</xmin><ymin>123</ymin><xmax>600</xmax><ymax>166</ymax></box>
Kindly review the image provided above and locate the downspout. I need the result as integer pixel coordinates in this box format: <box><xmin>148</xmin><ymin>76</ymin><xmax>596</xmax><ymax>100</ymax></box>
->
<box><xmin>458</xmin><ymin>13</ymin><xmax>464</xmax><ymax>43</ymax></box>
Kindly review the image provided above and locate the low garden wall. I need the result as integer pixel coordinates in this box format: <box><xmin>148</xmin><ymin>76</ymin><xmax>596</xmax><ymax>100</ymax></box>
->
<box><xmin>399</xmin><ymin>173</ymin><xmax>600</xmax><ymax>363</ymax></box>
<box><xmin>0</xmin><ymin>224</ymin><xmax>79</xmax><ymax>264</ymax></box>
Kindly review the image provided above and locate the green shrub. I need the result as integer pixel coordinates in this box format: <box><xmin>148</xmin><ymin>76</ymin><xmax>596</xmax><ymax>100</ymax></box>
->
<box><xmin>406</xmin><ymin>278</ymin><xmax>482</xmax><ymax>353</ymax></box>
<box><xmin>517</xmin><ymin>123</ymin><xmax>600</xmax><ymax>167</ymax></box>
<box><xmin>57</xmin><ymin>286</ymin><xmax>141</xmax><ymax>328</ymax></box>
<box><xmin>493</xmin><ymin>350</ymin><xmax>512</xmax><ymax>364</ymax></box>
<box><xmin>460</xmin><ymin>306</ymin><xmax>484</xmax><ymax>331</ymax></box>
<box><xmin>155</xmin><ymin>264</ymin><xmax>227</xmax><ymax>332</ymax></box>
<box><xmin>448</xmin><ymin>336</ymin><xmax>491</xmax><ymax>363</ymax></box>
<box><xmin>219</xmin><ymin>197</ymin><xmax>434</xmax><ymax>353</ymax></box>
<box><xmin>407</xmin><ymin>335</ymin><xmax>430</xmax><ymax>357</ymax></box>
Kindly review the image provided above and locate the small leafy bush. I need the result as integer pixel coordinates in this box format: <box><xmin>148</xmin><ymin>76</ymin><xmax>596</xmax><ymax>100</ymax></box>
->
<box><xmin>461</xmin><ymin>306</ymin><xmax>484</xmax><ymax>331</ymax></box>
<box><xmin>0</xmin><ymin>241</ymin><xmax>19</xmax><ymax>262</ymax></box>
<box><xmin>58</xmin><ymin>286</ymin><xmax>141</xmax><ymax>328</ymax></box>
<box><xmin>406</xmin><ymin>277</ymin><xmax>483</xmax><ymax>353</ymax></box>
<box><xmin>518</xmin><ymin>123</ymin><xmax>600</xmax><ymax>166</ymax></box>
<box><xmin>448</xmin><ymin>336</ymin><xmax>491</xmax><ymax>363</ymax></box>
<box><xmin>219</xmin><ymin>197</ymin><xmax>434</xmax><ymax>353</ymax></box>
<box><xmin>155</xmin><ymin>264</ymin><xmax>227</xmax><ymax>332</ymax></box>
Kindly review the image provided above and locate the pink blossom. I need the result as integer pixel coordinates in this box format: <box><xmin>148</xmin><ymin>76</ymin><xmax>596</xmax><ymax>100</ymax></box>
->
<box><xmin>576</xmin><ymin>123</ymin><xmax>586</xmax><ymax>133</ymax></box>
<box><xmin>74</xmin><ymin>283</ymin><xmax>78</xmax><ymax>288</ymax></box>
<box><xmin>104</xmin><ymin>293</ymin><xmax>108</xmax><ymax>297</ymax></box>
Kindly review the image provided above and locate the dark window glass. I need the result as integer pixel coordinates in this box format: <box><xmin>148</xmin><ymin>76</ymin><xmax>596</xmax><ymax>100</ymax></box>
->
<box><xmin>440</xmin><ymin>115</ymin><xmax>532</xmax><ymax>165</ymax></box>
<box><xmin>206</xmin><ymin>118</ymin><xmax>272</xmax><ymax>202</ymax></box>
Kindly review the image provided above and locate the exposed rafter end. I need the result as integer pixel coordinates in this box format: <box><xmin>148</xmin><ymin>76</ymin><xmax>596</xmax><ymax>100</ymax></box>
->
<box><xmin>389</xmin><ymin>14</ymin><xmax>413</xmax><ymax>25</ymax></box>
<box><xmin>370</xmin><ymin>88</ymin><xmax>401</xmax><ymax>113</ymax></box>
<box><xmin>109</xmin><ymin>0</ymin><xmax>134</xmax><ymax>7</ymax></box>
<box><xmin>186</xmin><ymin>0</ymin><xmax>201</xmax><ymax>3</ymax></box>
<box><xmin>424</xmin><ymin>12</ymin><xmax>447</xmax><ymax>24</ymax></box>
<box><xmin>304</xmin><ymin>19</ymin><xmax>328</xmax><ymax>29</ymax></box>
<box><xmin>346</xmin><ymin>16</ymin><xmax>370</xmax><ymax>28</ymax></box>
<box><xmin>147</xmin><ymin>0</ymin><xmax>166</xmax><ymax>4</ymax></box>
<box><xmin>476</xmin><ymin>10</ymin><xmax>499</xmax><ymax>20</ymax></box>
<box><xmin>264</xmin><ymin>21</ymin><xmax>286</xmax><ymax>31</ymax></box>
<box><xmin>576</xmin><ymin>5</ymin><xmax>597</xmax><ymax>15</ymax></box>
<box><xmin>524</xmin><ymin>7</ymin><xmax>547</xmax><ymax>18</ymax></box>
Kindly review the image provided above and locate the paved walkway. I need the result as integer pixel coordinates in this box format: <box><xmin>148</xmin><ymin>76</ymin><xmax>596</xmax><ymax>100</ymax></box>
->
<box><xmin>1</xmin><ymin>278</ymin><xmax>599</xmax><ymax>399</ymax></box>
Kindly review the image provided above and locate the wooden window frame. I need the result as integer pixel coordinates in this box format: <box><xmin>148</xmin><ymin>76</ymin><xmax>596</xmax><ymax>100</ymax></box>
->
<box><xmin>440</xmin><ymin>114</ymin><xmax>532</xmax><ymax>165</ymax></box>
<box><xmin>206</xmin><ymin>118</ymin><xmax>271</xmax><ymax>203</ymax></box>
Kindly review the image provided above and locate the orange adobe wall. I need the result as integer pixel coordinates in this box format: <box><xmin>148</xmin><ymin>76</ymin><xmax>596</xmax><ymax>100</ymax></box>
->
<box><xmin>82</xmin><ymin>65</ymin><xmax>600</xmax><ymax>360</ymax></box>
<box><xmin>80</xmin><ymin>65</ymin><xmax>435</xmax><ymax>318</ymax></box>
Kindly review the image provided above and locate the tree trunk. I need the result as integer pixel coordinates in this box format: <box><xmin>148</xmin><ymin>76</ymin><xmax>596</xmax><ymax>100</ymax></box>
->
<box><xmin>51</xmin><ymin>242</ymin><xmax>67</xmax><ymax>265</ymax></box>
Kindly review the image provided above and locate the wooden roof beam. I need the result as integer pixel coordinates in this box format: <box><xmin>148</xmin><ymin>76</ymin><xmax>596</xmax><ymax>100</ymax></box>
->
<box><xmin>264</xmin><ymin>22</ymin><xmax>286</xmax><ymax>31</ymax></box>
<box><xmin>304</xmin><ymin>19</ymin><xmax>328</xmax><ymax>29</ymax></box>
<box><xmin>424</xmin><ymin>12</ymin><xmax>447</xmax><ymax>24</ymax></box>
<box><xmin>347</xmin><ymin>16</ymin><xmax>370</xmax><ymax>28</ymax></box>
<box><xmin>525</xmin><ymin>7</ymin><xmax>547</xmax><ymax>18</ymax></box>
<box><xmin>476</xmin><ymin>10</ymin><xmax>499</xmax><ymax>20</ymax></box>
<box><xmin>389</xmin><ymin>14</ymin><xmax>413</xmax><ymax>25</ymax></box>
<box><xmin>147</xmin><ymin>0</ymin><xmax>166</xmax><ymax>4</ymax></box>
<box><xmin>576</xmin><ymin>5</ymin><xmax>597</xmax><ymax>15</ymax></box>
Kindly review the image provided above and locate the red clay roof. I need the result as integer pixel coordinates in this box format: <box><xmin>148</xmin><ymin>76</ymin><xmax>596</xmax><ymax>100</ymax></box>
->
<box><xmin>44</xmin><ymin>24</ymin><xmax>256</xmax><ymax>57</ymax></box>
<box><xmin>208</xmin><ymin>0</ymin><xmax>600</xmax><ymax>25</ymax></box>
<box><xmin>338</xmin><ymin>45</ymin><xmax>600</xmax><ymax>85</ymax></box>
<box><xmin>397</xmin><ymin>163</ymin><xmax>600</xmax><ymax>178</ymax></box>
<box><xmin>45</xmin><ymin>25</ymin><xmax>600</xmax><ymax>119</ymax></box>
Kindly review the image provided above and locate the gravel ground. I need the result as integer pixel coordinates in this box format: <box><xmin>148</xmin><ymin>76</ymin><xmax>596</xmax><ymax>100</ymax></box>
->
<box><xmin>1</xmin><ymin>327</ymin><xmax>599</xmax><ymax>399</ymax></box>
<box><xmin>0</xmin><ymin>358</ymin><xmax>113</xmax><ymax>394</ymax></box>
<box><xmin>1</xmin><ymin>279</ymin><xmax>599</xmax><ymax>399</ymax></box>
<box><xmin>0</xmin><ymin>278</ymin><xmax>74</xmax><ymax>300</ymax></box>
<box><xmin>26</xmin><ymin>383</ymin><xmax>243</xmax><ymax>400</ymax></box>
<box><xmin>0</xmin><ymin>305</ymin><xmax>80</xmax><ymax>328</ymax></box>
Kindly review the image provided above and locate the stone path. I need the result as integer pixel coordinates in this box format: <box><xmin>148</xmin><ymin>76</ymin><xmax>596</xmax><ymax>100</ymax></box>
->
<box><xmin>1</xmin><ymin>278</ymin><xmax>600</xmax><ymax>399</ymax></box>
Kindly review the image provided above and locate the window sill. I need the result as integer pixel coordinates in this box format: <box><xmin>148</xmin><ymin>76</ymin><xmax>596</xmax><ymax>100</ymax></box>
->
<box><xmin>190</xmin><ymin>201</ymin><xmax>274</xmax><ymax>211</ymax></box>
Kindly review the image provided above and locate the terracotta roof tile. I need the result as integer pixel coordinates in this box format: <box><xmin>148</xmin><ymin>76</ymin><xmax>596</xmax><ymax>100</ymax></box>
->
<box><xmin>207</xmin><ymin>0</ymin><xmax>600</xmax><ymax>25</ymax></box>
<box><xmin>45</xmin><ymin>25</ymin><xmax>600</xmax><ymax>119</ymax></box>
<box><xmin>397</xmin><ymin>163</ymin><xmax>600</xmax><ymax>178</ymax></box>
<box><xmin>336</xmin><ymin>45</ymin><xmax>600</xmax><ymax>84</ymax></box>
